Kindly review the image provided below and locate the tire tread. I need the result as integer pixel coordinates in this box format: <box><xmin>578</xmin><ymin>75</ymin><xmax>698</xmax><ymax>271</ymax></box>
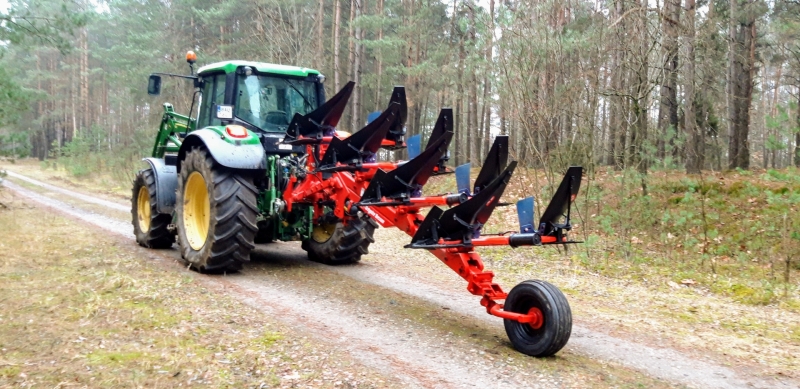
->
<box><xmin>176</xmin><ymin>147</ymin><xmax>258</xmax><ymax>272</ymax></box>
<box><xmin>303</xmin><ymin>215</ymin><xmax>375</xmax><ymax>265</ymax></box>
<box><xmin>131</xmin><ymin>169</ymin><xmax>175</xmax><ymax>249</ymax></box>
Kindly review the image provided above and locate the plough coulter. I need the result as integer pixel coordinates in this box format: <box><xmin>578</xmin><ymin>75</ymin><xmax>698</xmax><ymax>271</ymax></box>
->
<box><xmin>135</xmin><ymin>54</ymin><xmax>583</xmax><ymax>357</ymax></box>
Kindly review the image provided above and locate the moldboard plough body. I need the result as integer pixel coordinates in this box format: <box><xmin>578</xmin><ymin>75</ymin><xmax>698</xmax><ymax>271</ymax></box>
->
<box><xmin>136</xmin><ymin>56</ymin><xmax>583</xmax><ymax>357</ymax></box>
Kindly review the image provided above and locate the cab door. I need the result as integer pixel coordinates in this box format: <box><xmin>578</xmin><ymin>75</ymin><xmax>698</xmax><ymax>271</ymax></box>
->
<box><xmin>196</xmin><ymin>73</ymin><xmax>227</xmax><ymax>129</ymax></box>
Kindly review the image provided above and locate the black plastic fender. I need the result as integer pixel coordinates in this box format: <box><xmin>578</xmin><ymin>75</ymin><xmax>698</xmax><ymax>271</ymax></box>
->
<box><xmin>178</xmin><ymin>129</ymin><xmax>266</xmax><ymax>172</ymax></box>
<box><xmin>142</xmin><ymin>157</ymin><xmax>178</xmax><ymax>215</ymax></box>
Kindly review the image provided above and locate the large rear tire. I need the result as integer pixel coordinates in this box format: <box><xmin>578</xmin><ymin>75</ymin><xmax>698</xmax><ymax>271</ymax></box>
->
<box><xmin>131</xmin><ymin>169</ymin><xmax>175</xmax><ymax>249</ymax></box>
<box><xmin>302</xmin><ymin>215</ymin><xmax>376</xmax><ymax>265</ymax></box>
<box><xmin>503</xmin><ymin>280</ymin><xmax>572</xmax><ymax>357</ymax></box>
<box><xmin>176</xmin><ymin>147</ymin><xmax>258</xmax><ymax>272</ymax></box>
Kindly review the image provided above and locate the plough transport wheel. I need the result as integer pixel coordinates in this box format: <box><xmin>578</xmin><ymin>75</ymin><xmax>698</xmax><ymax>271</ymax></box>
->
<box><xmin>302</xmin><ymin>215</ymin><xmax>377</xmax><ymax>265</ymax></box>
<box><xmin>503</xmin><ymin>280</ymin><xmax>572</xmax><ymax>357</ymax></box>
<box><xmin>131</xmin><ymin>168</ymin><xmax>175</xmax><ymax>249</ymax></box>
<box><xmin>176</xmin><ymin>147</ymin><xmax>258</xmax><ymax>273</ymax></box>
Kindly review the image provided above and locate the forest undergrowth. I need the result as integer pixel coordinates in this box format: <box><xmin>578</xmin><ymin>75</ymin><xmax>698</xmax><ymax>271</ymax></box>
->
<box><xmin>427</xmin><ymin>165</ymin><xmax>800</xmax><ymax>309</ymax></box>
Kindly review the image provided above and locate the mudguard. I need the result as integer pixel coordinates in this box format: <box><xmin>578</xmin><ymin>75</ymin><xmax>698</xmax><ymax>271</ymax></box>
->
<box><xmin>142</xmin><ymin>157</ymin><xmax>178</xmax><ymax>215</ymax></box>
<box><xmin>178</xmin><ymin>128</ymin><xmax>266</xmax><ymax>172</ymax></box>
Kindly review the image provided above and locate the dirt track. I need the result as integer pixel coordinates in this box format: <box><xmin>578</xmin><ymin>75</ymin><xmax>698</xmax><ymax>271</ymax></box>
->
<box><xmin>3</xmin><ymin>172</ymin><xmax>797</xmax><ymax>389</ymax></box>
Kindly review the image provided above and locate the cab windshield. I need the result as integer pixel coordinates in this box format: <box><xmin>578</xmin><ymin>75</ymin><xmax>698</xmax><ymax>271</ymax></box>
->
<box><xmin>234</xmin><ymin>74</ymin><xmax>319</xmax><ymax>132</ymax></box>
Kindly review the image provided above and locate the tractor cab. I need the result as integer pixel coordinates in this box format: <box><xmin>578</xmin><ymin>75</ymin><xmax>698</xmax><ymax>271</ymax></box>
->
<box><xmin>194</xmin><ymin>61</ymin><xmax>326</xmax><ymax>134</ymax></box>
<box><xmin>147</xmin><ymin>54</ymin><xmax>326</xmax><ymax>159</ymax></box>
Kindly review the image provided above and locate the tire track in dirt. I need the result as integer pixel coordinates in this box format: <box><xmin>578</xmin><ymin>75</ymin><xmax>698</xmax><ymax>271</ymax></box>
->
<box><xmin>3</xmin><ymin>172</ymin><xmax>796</xmax><ymax>389</ymax></box>
<box><xmin>2</xmin><ymin>180</ymin><xmax>135</xmax><ymax>239</ymax></box>
<box><xmin>4</xmin><ymin>170</ymin><xmax>129</xmax><ymax>212</ymax></box>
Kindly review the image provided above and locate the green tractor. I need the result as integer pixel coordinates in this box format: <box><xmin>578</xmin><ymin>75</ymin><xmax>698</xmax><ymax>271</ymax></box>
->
<box><xmin>133</xmin><ymin>52</ymin><xmax>375</xmax><ymax>272</ymax></box>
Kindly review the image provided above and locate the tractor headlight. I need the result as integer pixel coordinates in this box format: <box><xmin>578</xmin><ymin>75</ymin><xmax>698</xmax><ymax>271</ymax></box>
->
<box><xmin>317</xmin><ymin>74</ymin><xmax>326</xmax><ymax>83</ymax></box>
<box><xmin>244</xmin><ymin>66</ymin><xmax>253</xmax><ymax>76</ymax></box>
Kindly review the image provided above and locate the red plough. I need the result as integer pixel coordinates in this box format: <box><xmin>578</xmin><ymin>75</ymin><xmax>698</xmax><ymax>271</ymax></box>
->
<box><xmin>283</xmin><ymin>84</ymin><xmax>582</xmax><ymax>357</ymax></box>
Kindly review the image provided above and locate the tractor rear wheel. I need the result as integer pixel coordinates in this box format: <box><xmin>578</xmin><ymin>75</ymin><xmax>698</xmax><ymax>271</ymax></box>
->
<box><xmin>131</xmin><ymin>169</ymin><xmax>175</xmax><ymax>249</ymax></box>
<box><xmin>176</xmin><ymin>147</ymin><xmax>258</xmax><ymax>272</ymax></box>
<box><xmin>503</xmin><ymin>280</ymin><xmax>572</xmax><ymax>357</ymax></box>
<box><xmin>302</xmin><ymin>215</ymin><xmax>377</xmax><ymax>265</ymax></box>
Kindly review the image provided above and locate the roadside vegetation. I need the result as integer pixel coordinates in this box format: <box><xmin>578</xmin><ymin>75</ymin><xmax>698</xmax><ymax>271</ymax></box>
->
<box><xmin>0</xmin><ymin>191</ymin><xmax>398</xmax><ymax>388</ymax></box>
<box><xmin>428</xmin><ymin>166</ymin><xmax>800</xmax><ymax>309</ymax></box>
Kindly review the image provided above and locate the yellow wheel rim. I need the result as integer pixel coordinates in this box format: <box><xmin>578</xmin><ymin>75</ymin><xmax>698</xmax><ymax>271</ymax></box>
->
<box><xmin>311</xmin><ymin>223</ymin><xmax>337</xmax><ymax>243</ymax></box>
<box><xmin>137</xmin><ymin>186</ymin><xmax>151</xmax><ymax>232</ymax></box>
<box><xmin>183</xmin><ymin>171</ymin><xmax>210</xmax><ymax>250</ymax></box>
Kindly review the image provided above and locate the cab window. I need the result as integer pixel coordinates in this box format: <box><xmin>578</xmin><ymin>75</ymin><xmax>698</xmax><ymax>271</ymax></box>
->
<box><xmin>196</xmin><ymin>73</ymin><xmax>227</xmax><ymax>128</ymax></box>
<box><xmin>234</xmin><ymin>74</ymin><xmax>318</xmax><ymax>132</ymax></box>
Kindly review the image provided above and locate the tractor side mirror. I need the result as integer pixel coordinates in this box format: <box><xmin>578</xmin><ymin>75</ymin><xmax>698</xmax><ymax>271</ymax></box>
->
<box><xmin>147</xmin><ymin>75</ymin><xmax>162</xmax><ymax>96</ymax></box>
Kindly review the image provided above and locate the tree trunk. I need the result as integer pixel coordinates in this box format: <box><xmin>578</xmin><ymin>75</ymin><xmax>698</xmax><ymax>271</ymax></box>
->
<box><xmin>607</xmin><ymin>0</ymin><xmax>626</xmax><ymax>168</ymax></box>
<box><xmin>317</xmin><ymin>0</ymin><xmax>325</xmax><ymax>70</ymax></box>
<box><xmin>347</xmin><ymin>0</ymin><xmax>355</xmax><ymax>82</ymax></box>
<box><xmin>454</xmin><ymin>0</ymin><xmax>465</xmax><ymax>166</ymax></box>
<box><xmin>467</xmin><ymin>4</ymin><xmax>478</xmax><ymax>164</ymax></box>
<box><xmin>374</xmin><ymin>0</ymin><xmax>384</xmax><ymax>109</ymax></box>
<box><xmin>770</xmin><ymin>64</ymin><xmax>782</xmax><ymax>168</ymax></box>
<box><xmin>628</xmin><ymin>0</ymin><xmax>649</xmax><ymax>174</ymax></box>
<box><xmin>727</xmin><ymin>0</ymin><xmax>756</xmax><ymax>170</ymax></box>
<box><xmin>657</xmin><ymin>0</ymin><xmax>680</xmax><ymax>163</ymax></box>
<box><xmin>684</xmin><ymin>0</ymin><xmax>702</xmax><ymax>174</ymax></box>
<box><xmin>350</xmin><ymin>0</ymin><xmax>362</xmax><ymax>131</ymax></box>
<box><xmin>80</xmin><ymin>27</ymin><xmax>90</xmax><ymax>133</ymax></box>
<box><xmin>480</xmin><ymin>0</ymin><xmax>495</xmax><ymax>158</ymax></box>
<box><xmin>796</xmin><ymin>88</ymin><xmax>800</xmax><ymax>167</ymax></box>
<box><xmin>333</xmin><ymin>0</ymin><xmax>341</xmax><ymax>91</ymax></box>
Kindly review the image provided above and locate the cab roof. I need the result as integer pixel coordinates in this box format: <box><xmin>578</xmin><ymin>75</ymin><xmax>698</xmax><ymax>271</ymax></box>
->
<box><xmin>197</xmin><ymin>60</ymin><xmax>321</xmax><ymax>78</ymax></box>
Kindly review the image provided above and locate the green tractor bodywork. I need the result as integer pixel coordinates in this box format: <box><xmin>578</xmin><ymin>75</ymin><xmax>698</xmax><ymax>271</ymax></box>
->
<box><xmin>150</xmin><ymin>103</ymin><xmax>195</xmax><ymax>157</ymax></box>
<box><xmin>144</xmin><ymin>59</ymin><xmax>323</xmax><ymax>244</ymax></box>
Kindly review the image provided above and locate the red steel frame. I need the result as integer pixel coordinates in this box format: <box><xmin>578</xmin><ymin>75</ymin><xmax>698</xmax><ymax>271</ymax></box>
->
<box><xmin>283</xmin><ymin>141</ymin><xmax>544</xmax><ymax>328</ymax></box>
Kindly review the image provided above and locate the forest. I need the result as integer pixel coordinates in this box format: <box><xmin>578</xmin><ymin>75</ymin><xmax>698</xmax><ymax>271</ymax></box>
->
<box><xmin>0</xmin><ymin>0</ymin><xmax>798</xmax><ymax>179</ymax></box>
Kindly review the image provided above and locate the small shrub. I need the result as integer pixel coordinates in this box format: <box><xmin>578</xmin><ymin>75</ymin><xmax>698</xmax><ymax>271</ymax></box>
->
<box><xmin>725</xmin><ymin>181</ymin><xmax>747</xmax><ymax>195</ymax></box>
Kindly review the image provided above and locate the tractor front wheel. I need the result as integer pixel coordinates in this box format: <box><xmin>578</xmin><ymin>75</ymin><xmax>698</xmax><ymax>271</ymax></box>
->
<box><xmin>131</xmin><ymin>169</ymin><xmax>175</xmax><ymax>249</ymax></box>
<box><xmin>302</xmin><ymin>215</ymin><xmax>376</xmax><ymax>265</ymax></box>
<box><xmin>176</xmin><ymin>147</ymin><xmax>258</xmax><ymax>272</ymax></box>
<box><xmin>503</xmin><ymin>280</ymin><xmax>572</xmax><ymax>357</ymax></box>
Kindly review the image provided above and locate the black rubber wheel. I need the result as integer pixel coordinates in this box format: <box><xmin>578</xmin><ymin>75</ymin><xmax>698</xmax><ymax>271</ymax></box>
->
<box><xmin>254</xmin><ymin>220</ymin><xmax>274</xmax><ymax>244</ymax></box>
<box><xmin>503</xmin><ymin>280</ymin><xmax>572</xmax><ymax>357</ymax></box>
<box><xmin>176</xmin><ymin>147</ymin><xmax>258</xmax><ymax>272</ymax></box>
<box><xmin>301</xmin><ymin>215</ymin><xmax>377</xmax><ymax>265</ymax></box>
<box><xmin>131</xmin><ymin>169</ymin><xmax>175</xmax><ymax>249</ymax></box>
